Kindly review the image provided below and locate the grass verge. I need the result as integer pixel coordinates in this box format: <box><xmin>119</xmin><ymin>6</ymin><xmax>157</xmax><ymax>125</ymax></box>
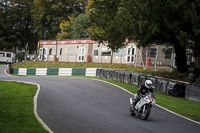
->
<box><xmin>85</xmin><ymin>76</ymin><xmax>200</xmax><ymax>122</ymax></box>
<box><xmin>0</xmin><ymin>81</ymin><xmax>48</xmax><ymax>133</ymax></box>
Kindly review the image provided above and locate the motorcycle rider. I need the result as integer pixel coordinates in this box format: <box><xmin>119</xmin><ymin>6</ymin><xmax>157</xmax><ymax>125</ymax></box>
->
<box><xmin>132</xmin><ymin>80</ymin><xmax>154</xmax><ymax>107</ymax></box>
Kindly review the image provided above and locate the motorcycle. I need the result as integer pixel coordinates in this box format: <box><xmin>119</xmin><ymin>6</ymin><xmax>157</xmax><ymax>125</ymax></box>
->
<box><xmin>129</xmin><ymin>92</ymin><xmax>156</xmax><ymax>120</ymax></box>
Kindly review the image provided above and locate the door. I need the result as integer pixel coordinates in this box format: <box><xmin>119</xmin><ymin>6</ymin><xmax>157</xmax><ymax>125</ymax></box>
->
<box><xmin>127</xmin><ymin>47</ymin><xmax>135</xmax><ymax>63</ymax></box>
<box><xmin>78</xmin><ymin>47</ymin><xmax>85</xmax><ymax>62</ymax></box>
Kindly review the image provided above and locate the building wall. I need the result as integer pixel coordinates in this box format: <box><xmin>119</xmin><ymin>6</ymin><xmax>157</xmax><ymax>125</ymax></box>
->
<box><xmin>39</xmin><ymin>40</ymin><xmax>174</xmax><ymax>67</ymax></box>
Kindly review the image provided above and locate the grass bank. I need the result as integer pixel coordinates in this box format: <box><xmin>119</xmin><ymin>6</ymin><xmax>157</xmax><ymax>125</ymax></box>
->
<box><xmin>13</xmin><ymin>61</ymin><xmax>189</xmax><ymax>82</ymax></box>
<box><xmin>85</xmin><ymin>77</ymin><xmax>200</xmax><ymax>122</ymax></box>
<box><xmin>0</xmin><ymin>81</ymin><xmax>48</xmax><ymax>133</ymax></box>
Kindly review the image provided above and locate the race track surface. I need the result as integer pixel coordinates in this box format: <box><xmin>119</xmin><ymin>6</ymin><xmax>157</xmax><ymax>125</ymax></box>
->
<box><xmin>0</xmin><ymin>65</ymin><xmax>200</xmax><ymax>133</ymax></box>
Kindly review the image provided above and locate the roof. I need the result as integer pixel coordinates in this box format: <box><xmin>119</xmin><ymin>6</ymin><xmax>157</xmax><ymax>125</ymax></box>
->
<box><xmin>0</xmin><ymin>50</ymin><xmax>13</xmax><ymax>53</ymax></box>
<box><xmin>40</xmin><ymin>39</ymin><xmax>97</xmax><ymax>45</ymax></box>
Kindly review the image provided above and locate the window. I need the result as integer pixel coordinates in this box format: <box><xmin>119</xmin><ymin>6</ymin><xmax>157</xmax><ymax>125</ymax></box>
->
<box><xmin>127</xmin><ymin>47</ymin><xmax>135</xmax><ymax>63</ymax></box>
<box><xmin>93</xmin><ymin>50</ymin><xmax>98</xmax><ymax>56</ymax></box>
<box><xmin>0</xmin><ymin>52</ymin><xmax>5</xmax><ymax>57</ymax></box>
<box><xmin>165</xmin><ymin>51</ymin><xmax>172</xmax><ymax>59</ymax></box>
<box><xmin>78</xmin><ymin>47</ymin><xmax>85</xmax><ymax>62</ymax></box>
<box><xmin>60</xmin><ymin>48</ymin><xmax>62</xmax><ymax>55</ymax></box>
<box><xmin>101</xmin><ymin>48</ymin><xmax>111</xmax><ymax>56</ymax></box>
<box><xmin>150</xmin><ymin>48</ymin><xmax>157</xmax><ymax>57</ymax></box>
<box><xmin>6</xmin><ymin>53</ymin><xmax>11</xmax><ymax>58</ymax></box>
<box><xmin>49</xmin><ymin>48</ymin><xmax>52</xmax><ymax>55</ymax></box>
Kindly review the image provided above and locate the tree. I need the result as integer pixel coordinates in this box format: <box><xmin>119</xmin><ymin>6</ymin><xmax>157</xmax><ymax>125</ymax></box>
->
<box><xmin>32</xmin><ymin>0</ymin><xmax>87</xmax><ymax>40</ymax></box>
<box><xmin>57</xmin><ymin>13</ymin><xmax>90</xmax><ymax>39</ymax></box>
<box><xmin>0</xmin><ymin>0</ymin><xmax>38</xmax><ymax>51</ymax></box>
<box><xmin>88</xmin><ymin>0</ymin><xmax>127</xmax><ymax>63</ymax></box>
<box><xmin>117</xmin><ymin>0</ymin><xmax>198</xmax><ymax>72</ymax></box>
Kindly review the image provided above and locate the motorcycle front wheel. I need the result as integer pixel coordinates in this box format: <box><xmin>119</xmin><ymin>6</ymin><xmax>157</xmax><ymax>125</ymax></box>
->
<box><xmin>141</xmin><ymin>104</ymin><xmax>151</xmax><ymax>120</ymax></box>
<box><xmin>130</xmin><ymin>105</ymin><xmax>136</xmax><ymax>116</ymax></box>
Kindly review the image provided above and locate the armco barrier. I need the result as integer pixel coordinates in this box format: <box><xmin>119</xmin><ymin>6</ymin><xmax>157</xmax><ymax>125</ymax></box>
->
<box><xmin>10</xmin><ymin>68</ymin><xmax>96</xmax><ymax>76</ymax></box>
<box><xmin>47</xmin><ymin>68</ymin><xmax>59</xmax><ymax>75</ymax></box>
<box><xmin>27</xmin><ymin>69</ymin><xmax>36</xmax><ymax>75</ymax></box>
<box><xmin>58</xmin><ymin>68</ymin><xmax>72</xmax><ymax>76</ymax></box>
<box><xmin>72</xmin><ymin>68</ymin><xmax>86</xmax><ymax>76</ymax></box>
<box><xmin>18</xmin><ymin>68</ymin><xmax>27</xmax><ymax>75</ymax></box>
<box><xmin>185</xmin><ymin>84</ymin><xmax>200</xmax><ymax>102</ymax></box>
<box><xmin>12</xmin><ymin>68</ymin><xmax>18</xmax><ymax>74</ymax></box>
<box><xmin>36</xmin><ymin>68</ymin><xmax>47</xmax><ymax>75</ymax></box>
<box><xmin>86</xmin><ymin>68</ymin><xmax>97</xmax><ymax>77</ymax></box>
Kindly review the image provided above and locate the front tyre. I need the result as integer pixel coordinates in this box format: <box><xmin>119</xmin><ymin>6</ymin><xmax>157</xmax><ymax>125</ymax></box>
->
<box><xmin>141</xmin><ymin>104</ymin><xmax>151</xmax><ymax>120</ymax></box>
<box><xmin>130</xmin><ymin>105</ymin><xmax>136</xmax><ymax>116</ymax></box>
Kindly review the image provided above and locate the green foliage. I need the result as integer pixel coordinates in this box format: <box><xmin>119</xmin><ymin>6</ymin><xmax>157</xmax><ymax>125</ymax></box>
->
<box><xmin>32</xmin><ymin>0</ymin><xmax>86</xmax><ymax>40</ymax></box>
<box><xmin>57</xmin><ymin>14</ymin><xmax>90</xmax><ymax>39</ymax></box>
<box><xmin>88</xmin><ymin>0</ymin><xmax>127</xmax><ymax>53</ymax></box>
<box><xmin>196</xmin><ymin>78</ymin><xmax>200</xmax><ymax>84</ymax></box>
<box><xmin>16</xmin><ymin>52</ymin><xmax>24</xmax><ymax>60</ymax></box>
<box><xmin>88</xmin><ymin>0</ymin><xmax>200</xmax><ymax>72</ymax></box>
<box><xmin>0</xmin><ymin>0</ymin><xmax>38</xmax><ymax>51</ymax></box>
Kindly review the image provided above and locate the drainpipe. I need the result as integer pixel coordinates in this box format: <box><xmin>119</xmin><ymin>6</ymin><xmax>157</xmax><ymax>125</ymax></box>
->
<box><xmin>55</xmin><ymin>40</ymin><xmax>58</xmax><ymax>62</ymax></box>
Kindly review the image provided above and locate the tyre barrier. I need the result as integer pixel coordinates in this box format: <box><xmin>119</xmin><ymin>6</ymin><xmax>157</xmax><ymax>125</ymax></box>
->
<box><xmin>185</xmin><ymin>84</ymin><xmax>200</xmax><ymax>102</ymax></box>
<box><xmin>96</xmin><ymin>68</ymin><xmax>195</xmax><ymax>100</ymax></box>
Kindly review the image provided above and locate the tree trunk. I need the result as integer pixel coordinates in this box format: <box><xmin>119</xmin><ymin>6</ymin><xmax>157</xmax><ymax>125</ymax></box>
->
<box><xmin>110</xmin><ymin>51</ymin><xmax>113</xmax><ymax>64</ymax></box>
<box><xmin>174</xmin><ymin>42</ymin><xmax>188</xmax><ymax>73</ymax></box>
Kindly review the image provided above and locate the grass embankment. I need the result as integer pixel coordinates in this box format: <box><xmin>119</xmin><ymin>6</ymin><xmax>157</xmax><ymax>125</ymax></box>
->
<box><xmin>86</xmin><ymin>77</ymin><xmax>200</xmax><ymax>122</ymax></box>
<box><xmin>13</xmin><ymin>61</ymin><xmax>189</xmax><ymax>82</ymax></box>
<box><xmin>0</xmin><ymin>81</ymin><xmax>48</xmax><ymax>133</ymax></box>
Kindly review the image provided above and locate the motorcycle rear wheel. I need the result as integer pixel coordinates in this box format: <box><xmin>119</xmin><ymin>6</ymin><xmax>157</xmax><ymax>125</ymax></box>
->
<box><xmin>141</xmin><ymin>105</ymin><xmax>151</xmax><ymax>120</ymax></box>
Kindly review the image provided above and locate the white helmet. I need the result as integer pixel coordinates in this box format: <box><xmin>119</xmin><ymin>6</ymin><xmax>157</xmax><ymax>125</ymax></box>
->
<box><xmin>145</xmin><ymin>80</ymin><xmax>152</xmax><ymax>89</ymax></box>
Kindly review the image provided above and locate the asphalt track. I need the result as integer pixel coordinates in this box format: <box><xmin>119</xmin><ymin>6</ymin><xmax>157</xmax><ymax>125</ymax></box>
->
<box><xmin>0</xmin><ymin>65</ymin><xmax>200</xmax><ymax>133</ymax></box>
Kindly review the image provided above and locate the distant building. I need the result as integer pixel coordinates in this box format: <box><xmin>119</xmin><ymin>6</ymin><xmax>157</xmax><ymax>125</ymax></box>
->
<box><xmin>38</xmin><ymin>39</ymin><xmax>176</xmax><ymax>69</ymax></box>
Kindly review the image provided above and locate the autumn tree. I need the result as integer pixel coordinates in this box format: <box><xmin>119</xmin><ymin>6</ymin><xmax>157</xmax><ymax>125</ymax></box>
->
<box><xmin>57</xmin><ymin>13</ymin><xmax>90</xmax><ymax>39</ymax></box>
<box><xmin>32</xmin><ymin>0</ymin><xmax>87</xmax><ymax>40</ymax></box>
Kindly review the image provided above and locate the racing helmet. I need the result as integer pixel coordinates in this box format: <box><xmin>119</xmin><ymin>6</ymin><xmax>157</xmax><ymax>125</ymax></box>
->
<box><xmin>145</xmin><ymin>80</ymin><xmax>152</xmax><ymax>89</ymax></box>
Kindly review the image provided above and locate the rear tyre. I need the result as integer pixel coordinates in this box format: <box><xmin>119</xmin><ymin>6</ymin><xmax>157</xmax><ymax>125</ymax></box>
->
<box><xmin>141</xmin><ymin>105</ymin><xmax>151</xmax><ymax>120</ymax></box>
